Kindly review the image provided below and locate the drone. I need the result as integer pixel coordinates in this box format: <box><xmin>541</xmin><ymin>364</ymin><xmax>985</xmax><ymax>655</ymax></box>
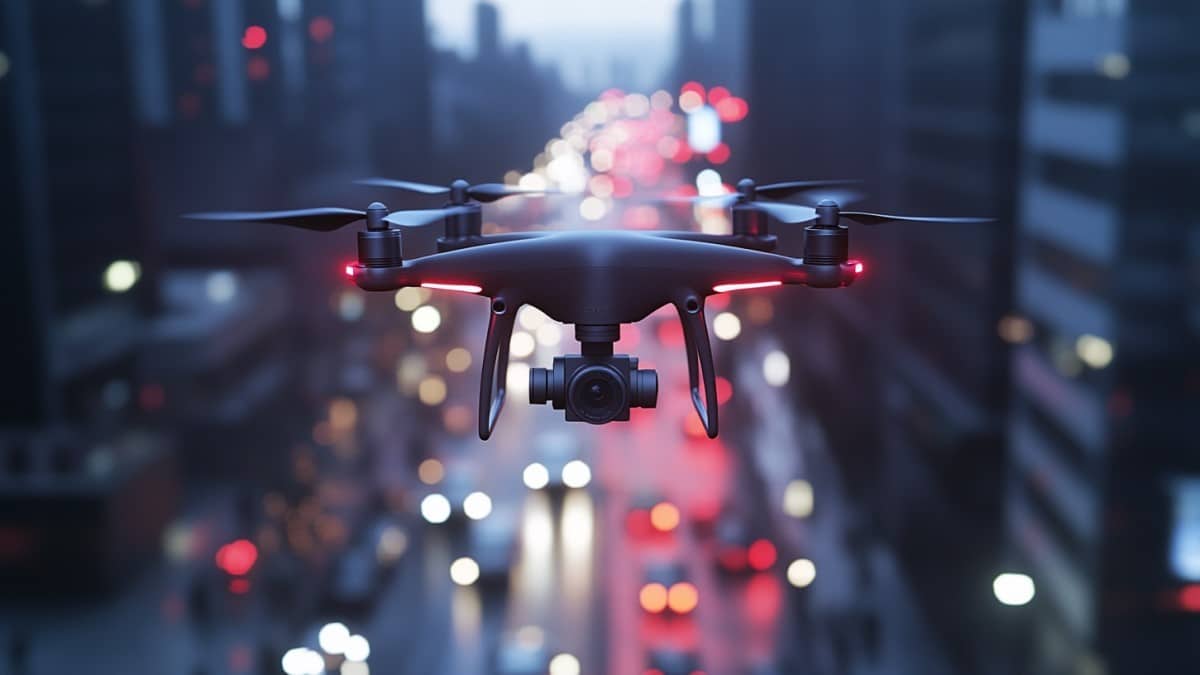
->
<box><xmin>188</xmin><ymin>177</ymin><xmax>989</xmax><ymax>440</ymax></box>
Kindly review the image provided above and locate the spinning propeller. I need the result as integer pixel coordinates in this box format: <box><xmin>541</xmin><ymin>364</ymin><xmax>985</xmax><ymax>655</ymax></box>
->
<box><xmin>663</xmin><ymin>177</ymin><xmax>861</xmax><ymax>223</ymax></box>
<box><xmin>355</xmin><ymin>177</ymin><xmax>554</xmax><ymax>204</ymax></box>
<box><xmin>184</xmin><ymin>202</ymin><xmax>471</xmax><ymax>231</ymax></box>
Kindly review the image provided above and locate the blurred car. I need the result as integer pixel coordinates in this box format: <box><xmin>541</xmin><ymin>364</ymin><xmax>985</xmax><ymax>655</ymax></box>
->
<box><xmin>320</xmin><ymin>516</ymin><xmax>407</xmax><ymax>618</ymax></box>
<box><xmin>421</xmin><ymin>459</ymin><xmax>487</xmax><ymax>525</ymax></box>
<box><xmin>713</xmin><ymin>514</ymin><xmax>777</xmax><ymax>576</ymax></box>
<box><xmin>625</xmin><ymin>490</ymin><xmax>667</xmax><ymax>538</ymax></box>
<box><xmin>644</xmin><ymin>646</ymin><xmax>704</xmax><ymax>675</ymax></box>
<box><xmin>523</xmin><ymin>430</ymin><xmax>591</xmax><ymax>492</ymax></box>
<box><xmin>469</xmin><ymin>505</ymin><xmax>517</xmax><ymax>587</ymax></box>
<box><xmin>639</xmin><ymin>559</ymin><xmax>699</xmax><ymax>616</ymax></box>
<box><xmin>492</xmin><ymin>627</ymin><xmax>550</xmax><ymax>675</ymax></box>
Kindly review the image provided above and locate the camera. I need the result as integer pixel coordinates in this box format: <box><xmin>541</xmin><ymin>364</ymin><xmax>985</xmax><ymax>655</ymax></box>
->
<box><xmin>529</xmin><ymin>354</ymin><xmax>658</xmax><ymax>425</ymax></box>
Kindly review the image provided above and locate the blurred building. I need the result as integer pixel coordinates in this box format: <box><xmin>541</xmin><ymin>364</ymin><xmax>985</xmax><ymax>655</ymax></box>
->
<box><xmin>1005</xmin><ymin>1</ymin><xmax>1200</xmax><ymax>673</ymax></box>
<box><xmin>748</xmin><ymin>0</ymin><xmax>1026</xmax><ymax>672</ymax></box>
<box><xmin>0</xmin><ymin>0</ymin><xmax>175</xmax><ymax>592</ymax></box>
<box><xmin>431</xmin><ymin>2</ymin><xmax>575</xmax><ymax>182</ymax></box>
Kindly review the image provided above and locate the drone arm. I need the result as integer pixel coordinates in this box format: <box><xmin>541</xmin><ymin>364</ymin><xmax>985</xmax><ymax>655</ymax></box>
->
<box><xmin>676</xmin><ymin>294</ymin><xmax>719</xmax><ymax>439</ymax></box>
<box><xmin>478</xmin><ymin>296</ymin><xmax>517</xmax><ymax>440</ymax></box>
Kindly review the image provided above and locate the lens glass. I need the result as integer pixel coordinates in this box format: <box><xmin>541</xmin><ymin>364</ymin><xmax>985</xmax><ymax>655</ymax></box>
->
<box><xmin>567</xmin><ymin>364</ymin><xmax>628</xmax><ymax>424</ymax></box>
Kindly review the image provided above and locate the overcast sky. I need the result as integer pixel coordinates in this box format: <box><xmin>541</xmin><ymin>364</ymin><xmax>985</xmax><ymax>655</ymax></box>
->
<box><xmin>425</xmin><ymin>0</ymin><xmax>701</xmax><ymax>93</ymax></box>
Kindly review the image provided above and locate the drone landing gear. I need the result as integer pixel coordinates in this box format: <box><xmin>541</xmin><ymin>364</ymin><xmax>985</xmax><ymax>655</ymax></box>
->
<box><xmin>676</xmin><ymin>295</ymin><xmax>719</xmax><ymax>439</ymax></box>
<box><xmin>478</xmin><ymin>297</ymin><xmax>516</xmax><ymax>440</ymax></box>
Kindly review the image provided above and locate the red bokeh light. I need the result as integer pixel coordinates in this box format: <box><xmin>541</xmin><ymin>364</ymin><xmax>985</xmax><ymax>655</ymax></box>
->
<box><xmin>707</xmin><ymin>142</ymin><xmax>731</xmax><ymax>165</ymax></box>
<box><xmin>246</xmin><ymin>56</ymin><xmax>270</xmax><ymax>81</ymax></box>
<box><xmin>626</xmin><ymin>509</ymin><xmax>653</xmax><ymax>538</ymax></box>
<box><xmin>656</xmin><ymin>320</ymin><xmax>685</xmax><ymax>348</ymax></box>
<box><xmin>707</xmin><ymin>86</ymin><xmax>731</xmax><ymax>105</ymax></box>
<box><xmin>1179</xmin><ymin>584</ymin><xmax>1200</xmax><ymax>612</ymax></box>
<box><xmin>747</xmin><ymin>539</ymin><xmax>777</xmax><ymax>571</ymax></box>
<box><xmin>672</xmin><ymin>143</ymin><xmax>694</xmax><ymax>164</ymax></box>
<box><xmin>228</xmin><ymin>578</ymin><xmax>251</xmax><ymax>594</ymax></box>
<box><xmin>680</xmin><ymin>81</ymin><xmax>705</xmax><ymax>98</ymax></box>
<box><xmin>215</xmin><ymin>539</ymin><xmax>258</xmax><ymax>576</ymax></box>
<box><xmin>719</xmin><ymin>547</ymin><xmax>748</xmax><ymax>572</ymax></box>
<box><xmin>715</xmin><ymin>97</ymin><xmax>749</xmax><ymax>123</ymax></box>
<box><xmin>715</xmin><ymin>377</ymin><xmax>733</xmax><ymax>405</ymax></box>
<box><xmin>241</xmin><ymin>25</ymin><xmax>267</xmax><ymax>50</ymax></box>
<box><xmin>309</xmin><ymin>16</ymin><xmax>334</xmax><ymax>43</ymax></box>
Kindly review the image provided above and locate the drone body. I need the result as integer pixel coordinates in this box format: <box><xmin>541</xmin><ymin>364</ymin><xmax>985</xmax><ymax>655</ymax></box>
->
<box><xmin>188</xmin><ymin>176</ymin><xmax>988</xmax><ymax>440</ymax></box>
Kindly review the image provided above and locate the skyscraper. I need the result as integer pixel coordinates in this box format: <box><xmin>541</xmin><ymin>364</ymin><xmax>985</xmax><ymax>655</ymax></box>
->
<box><xmin>1006</xmin><ymin>1</ymin><xmax>1200</xmax><ymax>672</ymax></box>
<box><xmin>747</xmin><ymin>0</ymin><xmax>1027</xmax><ymax>671</ymax></box>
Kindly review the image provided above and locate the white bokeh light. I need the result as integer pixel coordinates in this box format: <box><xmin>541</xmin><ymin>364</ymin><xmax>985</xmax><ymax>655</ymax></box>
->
<box><xmin>463</xmin><ymin>491</ymin><xmax>493</xmax><ymax>520</ymax></box>
<box><xmin>713</xmin><ymin>312</ymin><xmax>742</xmax><ymax>341</ymax></box>
<box><xmin>562</xmin><ymin>460</ymin><xmax>592</xmax><ymax>489</ymax></box>
<box><xmin>993</xmin><ymin>573</ymin><xmax>1035</xmax><ymax>606</ymax></box>
<box><xmin>420</xmin><ymin>493</ymin><xmax>452</xmax><ymax>524</ymax></box>
<box><xmin>523</xmin><ymin>462</ymin><xmax>550</xmax><ymax>490</ymax></box>
<box><xmin>763</xmin><ymin>350</ymin><xmax>791</xmax><ymax>387</ymax></box>
<box><xmin>318</xmin><ymin>622</ymin><xmax>350</xmax><ymax>654</ymax></box>
<box><xmin>450</xmin><ymin>557</ymin><xmax>481</xmax><ymax>586</ymax></box>
<box><xmin>412</xmin><ymin>305</ymin><xmax>442</xmax><ymax>333</ymax></box>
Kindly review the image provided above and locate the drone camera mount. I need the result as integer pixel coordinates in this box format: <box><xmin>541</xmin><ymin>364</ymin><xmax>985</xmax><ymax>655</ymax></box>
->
<box><xmin>529</xmin><ymin>323</ymin><xmax>658</xmax><ymax>425</ymax></box>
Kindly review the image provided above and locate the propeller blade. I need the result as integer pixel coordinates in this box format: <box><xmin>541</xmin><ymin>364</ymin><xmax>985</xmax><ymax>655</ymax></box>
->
<box><xmin>383</xmin><ymin>206</ymin><xmax>471</xmax><ymax>227</ymax></box>
<box><xmin>356</xmin><ymin>178</ymin><xmax>449</xmax><ymax>195</ymax></box>
<box><xmin>840</xmin><ymin>211</ymin><xmax>996</xmax><ymax>226</ymax></box>
<box><xmin>751</xmin><ymin>202</ymin><xmax>818</xmax><ymax>223</ymax></box>
<box><xmin>755</xmin><ymin>179</ymin><xmax>861</xmax><ymax>200</ymax></box>
<box><xmin>658</xmin><ymin>193</ymin><xmax>739</xmax><ymax>208</ymax></box>
<box><xmin>184</xmin><ymin>207</ymin><xmax>366</xmax><ymax>232</ymax></box>
<box><xmin>467</xmin><ymin>183</ymin><xmax>555</xmax><ymax>203</ymax></box>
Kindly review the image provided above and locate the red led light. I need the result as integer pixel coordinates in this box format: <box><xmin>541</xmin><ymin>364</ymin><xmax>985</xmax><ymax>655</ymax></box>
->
<box><xmin>344</xmin><ymin>264</ymin><xmax>356</xmax><ymax>277</ymax></box>
<box><xmin>421</xmin><ymin>282</ymin><xmax>482</xmax><ymax>294</ymax></box>
<box><xmin>215</xmin><ymin>539</ymin><xmax>258</xmax><ymax>576</ymax></box>
<box><xmin>712</xmin><ymin>280</ymin><xmax>782</xmax><ymax>294</ymax></box>
<box><xmin>853</xmin><ymin>261</ymin><xmax>864</xmax><ymax>275</ymax></box>
<box><xmin>242</xmin><ymin>25</ymin><xmax>267</xmax><ymax>50</ymax></box>
<box><xmin>747</xmin><ymin>539</ymin><xmax>777</xmax><ymax>571</ymax></box>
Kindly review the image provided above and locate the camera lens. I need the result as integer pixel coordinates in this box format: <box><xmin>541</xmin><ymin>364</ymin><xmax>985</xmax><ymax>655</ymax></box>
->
<box><xmin>566</xmin><ymin>364</ymin><xmax>628</xmax><ymax>424</ymax></box>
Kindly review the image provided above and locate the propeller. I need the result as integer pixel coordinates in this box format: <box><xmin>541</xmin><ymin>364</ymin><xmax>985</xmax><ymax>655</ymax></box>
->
<box><xmin>663</xmin><ymin>178</ymin><xmax>861</xmax><ymax>207</ymax></box>
<box><xmin>753</xmin><ymin>179</ymin><xmax>862</xmax><ymax>200</ymax></box>
<box><xmin>356</xmin><ymin>177</ymin><xmax>554</xmax><ymax>204</ymax></box>
<box><xmin>383</xmin><ymin>206</ymin><xmax>472</xmax><ymax>227</ymax></box>
<box><xmin>839</xmin><ymin>211</ymin><xmax>995</xmax><ymax>226</ymax></box>
<box><xmin>184</xmin><ymin>207</ymin><xmax>367</xmax><ymax>232</ymax></box>
<box><xmin>184</xmin><ymin>203</ymin><xmax>475</xmax><ymax>231</ymax></box>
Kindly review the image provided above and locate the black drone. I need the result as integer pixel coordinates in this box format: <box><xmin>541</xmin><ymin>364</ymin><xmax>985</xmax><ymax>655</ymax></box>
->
<box><xmin>188</xmin><ymin>177</ymin><xmax>989</xmax><ymax>440</ymax></box>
